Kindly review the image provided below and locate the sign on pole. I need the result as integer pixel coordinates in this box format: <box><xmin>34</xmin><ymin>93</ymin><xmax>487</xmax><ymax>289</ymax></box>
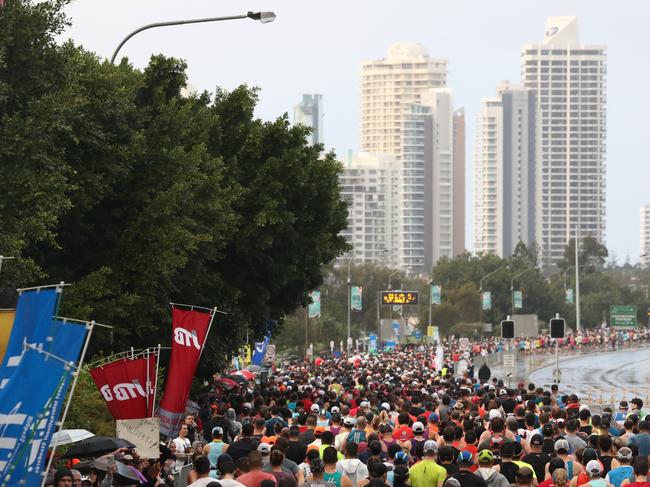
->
<box><xmin>368</xmin><ymin>334</ymin><xmax>377</xmax><ymax>354</ymax></box>
<box><xmin>431</xmin><ymin>285</ymin><xmax>441</xmax><ymax>305</ymax></box>
<box><xmin>565</xmin><ymin>288</ymin><xmax>574</xmax><ymax>304</ymax></box>
<box><xmin>427</xmin><ymin>326</ymin><xmax>434</xmax><ymax>337</ymax></box>
<box><xmin>308</xmin><ymin>291</ymin><xmax>321</xmax><ymax>318</ymax></box>
<box><xmin>513</xmin><ymin>290</ymin><xmax>523</xmax><ymax>309</ymax></box>
<box><xmin>610</xmin><ymin>305</ymin><xmax>637</xmax><ymax>328</ymax></box>
<box><xmin>350</xmin><ymin>286</ymin><xmax>363</xmax><ymax>311</ymax></box>
<box><xmin>482</xmin><ymin>291</ymin><xmax>492</xmax><ymax>310</ymax></box>
<box><xmin>381</xmin><ymin>291</ymin><xmax>419</xmax><ymax>305</ymax></box>
<box><xmin>459</xmin><ymin>337</ymin><xmax>469</xmax><ymax>351</ymax></box>
<box><xmin>503</xmin><ymin>353</ymin><xmax>515</xmax><ymax>370</ymax></box>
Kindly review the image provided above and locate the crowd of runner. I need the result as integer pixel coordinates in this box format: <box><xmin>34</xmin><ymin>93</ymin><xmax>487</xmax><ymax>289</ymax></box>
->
<box><xmin>49</xmin><ymin>331</ymin><xmax>650</xmax><ymax>487</ymax></box>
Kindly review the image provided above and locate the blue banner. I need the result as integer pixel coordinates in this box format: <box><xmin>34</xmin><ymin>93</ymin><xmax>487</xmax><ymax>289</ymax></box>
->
<box><xmin>0</xmin><ymin>289</ymin><xmax>59</xmax><ymax>390</ymax></box>
<box><xmin>251</xmin><ymin>334</ymin><xmax>270</xmax><ymax>366</ymax></box>
<box><xmin>0</xmin><ymin>319</ymin><xmax>87</xmax><ymax>485</ymax></box>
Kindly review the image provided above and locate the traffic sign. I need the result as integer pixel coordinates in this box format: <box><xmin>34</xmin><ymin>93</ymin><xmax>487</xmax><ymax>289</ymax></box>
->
<box><xmin>503</xmin><ymin>353</ymin><xmax>515</xmax><ymax>370</ymax></box>
<box><xmin>610</xmin><ymin>305</ymin><xmax>637</xmax><ymax>328</ymax></box>
<box><xmin>459</xmin><ymin>337</ymin><xmax>469</xmax><ymax>351</ymax></box>
<box><xmin>381</xmin><ymin>291</ymin><xmax>419</xmax><ymax>305</ymax></box>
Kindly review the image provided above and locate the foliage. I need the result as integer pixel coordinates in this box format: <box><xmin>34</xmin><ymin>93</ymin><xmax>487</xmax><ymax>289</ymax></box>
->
<box><xmin>0</xmin><ymin>0</ymin><xmax>349</xmax><ymax>376</ymax></box>
<box><xmin>64</xmin><ymin>365</ymin><xmax>115</xmax><ymax>437</ymax></box>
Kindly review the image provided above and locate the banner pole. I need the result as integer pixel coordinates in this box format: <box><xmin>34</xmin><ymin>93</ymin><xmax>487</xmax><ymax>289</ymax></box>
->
<box><xmin>145</xmin><ymin>347</ymin><xmax>150</xmax><ymax>417</ymax></box>
<box><xmin>40</xmin><ymin>320</ymin><xmax>95</xmax><ymax>487</ymax></box>
<box><xmin>152</xmin><ymin>344</ymin><xmax>161</xmax><ymax>418</ymax></box>
<box><xmin>199</xmin><ymin>308</ymin><xmax>218</xmax><ymax>360</ymax></box>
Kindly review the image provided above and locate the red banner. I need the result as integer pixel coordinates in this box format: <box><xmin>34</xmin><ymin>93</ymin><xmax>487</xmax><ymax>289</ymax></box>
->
<box><xmin>158</xmin><ymin>307</ymin><xmax>213</xmax><ymax>436</ymax></box>
<box><xmin>90</xmin><ymin>354</ymin><xmax>156</xmax><ymax>420</ymax></box>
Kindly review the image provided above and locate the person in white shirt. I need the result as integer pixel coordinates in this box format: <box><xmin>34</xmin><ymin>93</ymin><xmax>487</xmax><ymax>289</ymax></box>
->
<box><xmin>187</xmin><ymin>456</ymin><xmax>215</xmax><ymax>487</ymax></box>
<box><xmin>172</xmin><ymin>424</ymin><xmax>192</xmax><ymax>470</ymax></box>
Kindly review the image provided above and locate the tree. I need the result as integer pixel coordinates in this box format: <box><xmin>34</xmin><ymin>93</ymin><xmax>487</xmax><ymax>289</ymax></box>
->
<box><xmin>558</xmin><ymin>236</ymin><xmax>608</xmax><ymax>273</ymax></box>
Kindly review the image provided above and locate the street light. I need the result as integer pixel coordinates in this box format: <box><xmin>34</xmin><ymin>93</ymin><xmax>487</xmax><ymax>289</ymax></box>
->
<box><xmin>110</xmin><ymin>11</ymin><xmax>276</xmax><ymax>64</ymax></box>
<box><xmin>347</xmin><ymin>258</ymin><xmax>352</xmax><ymax>354</ymax></box>
<box><xmin>510</xmin><ymin>268</ymin><xmax>533</xmax><ymax>316</ymax></box>
<box><xmin>479</xmin><ymin>265</ymin><xmax>509</xmax><ymax>326</ymax></box>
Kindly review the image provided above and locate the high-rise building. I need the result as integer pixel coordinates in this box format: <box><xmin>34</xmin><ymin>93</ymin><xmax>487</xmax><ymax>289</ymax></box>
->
<box><xmin>641</xmin><ymin>205</ymin><xmax>650</xmax><ymax>267</ymax></box>
<box><xmin>293</xmin><ymin>94</ymin><xmax>324</xmax><ymax>146</ymax></box>
<box><xmin>474</xmin><ymin>82</ymin><xmax>536</xmax><ymax>257</ymax></box>
<box><xmin>358</xmin><ymin>43</ymin><xmax>461</xmax><ymax>272</ymax></box>
<box><xmin>453</xmin><ymin>108</ymin><xmax>466</xmax><ymax>257</ymax></box>
<box><xmin>522</xmin><ymin>16</ymin><xmax>607</xmax><ymax>269</ymax></box>
<box><xmin>360</xmin><ymin>43</ymin><xmax>447</xmax><ymax>155</ymax></box>
<box><xmin>339</xmin><ymin>153</ymin><xmax>400</xmax><ymax>265</ymax></box>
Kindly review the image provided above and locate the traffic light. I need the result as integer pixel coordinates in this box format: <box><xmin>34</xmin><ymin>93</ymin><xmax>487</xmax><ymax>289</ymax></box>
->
<box><xmin>549</xmin><ymin>318</ymin><xmax>565</xmax><ymax>339</ymax></box>
<box><xmin>501</xmin><ymin>319</ymin><xmax>515</xmax><ymax>339</ymax></box>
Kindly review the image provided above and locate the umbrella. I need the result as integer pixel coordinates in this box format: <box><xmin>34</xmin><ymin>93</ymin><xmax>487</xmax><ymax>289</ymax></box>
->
<box><xmin>222</xmin><ymin>374</ymin><xmax>248</xmax><ymax>384</ymax></box>
<box><xmin>235</xmin><ymin>370</ymin><xmax>255</xmax><ymax>380</ymax></box>
<box><xmin>244</xmin><ymin>364</ymin><xmax>265</xmax><ymax>372</ymax></box>
<box><xmin>76</xmin><ymin>455</ymin><xmax>140</xmax><ymax>485</ymax></box>
<box><xmin>64</xmin><ymin>436</ymin><xmax>136</xmax><ymax>458</ymax></box>
<box><xmin>51</xmin><ymin>429</ymin><xmax>95</xmax><ymax>446</ymax></box>
<box><xmin>214</xmin><ymin>378</ymin><xmax>238</xmax><ymax>389</ymax></box>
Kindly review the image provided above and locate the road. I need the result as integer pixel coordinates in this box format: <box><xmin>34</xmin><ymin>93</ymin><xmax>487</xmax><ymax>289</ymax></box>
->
<box><xmin>528</xmin><ymin>347</ymin><xmax>650</xmax><ymax>404</ymax></box>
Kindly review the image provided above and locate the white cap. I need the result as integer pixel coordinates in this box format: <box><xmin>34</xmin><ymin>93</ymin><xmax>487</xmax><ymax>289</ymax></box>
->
<box><xmin>381</xmin><ymin>402</ymin><xmax>391</xmax><ymax>411</ymax></box>
<box><xmin>331</xmin><ymin>406</ymin><xmax>340</xmax><ymax>414</ymax></box>
<box><xmin>586</xmin><ymin>460</ymin><xmax>602</xmax><ymax>475</ymax></box>
<box><xmin>257</xmin><ymin>443</ymin><xmax>271</xmax><ymax>454</ymax></box>
<box><xmin>343</xmin><ymin>417</ymin><xmax>355</xmax><ymax>427</ymax></box>
<box><xmin>412</xmin><ymin>422</ymin><xmax>425</xmax><ymax>433</ymax></box>
<box><xmin>360</xmin><ymin>401</ymin><xmax>370</xmax><ymax>408</ymax></box>
<box><xmin>488</xmin><ymin>409</ymin><xmax>502</xmax><ymax>420</ymax></box>
<box><xmin>311</xmin><ymin>404</ymin><xmax>320</xmax><ymax>413</ymax></box>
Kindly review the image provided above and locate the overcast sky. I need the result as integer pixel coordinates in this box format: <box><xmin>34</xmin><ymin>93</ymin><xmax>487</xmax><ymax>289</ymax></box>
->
<box><xmin>63</xmin><ymin>0</ymin><xmax>650</xmax><ymax>264</ymax></box>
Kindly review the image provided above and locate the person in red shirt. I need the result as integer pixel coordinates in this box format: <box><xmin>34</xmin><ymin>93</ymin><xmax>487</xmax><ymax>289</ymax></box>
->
<box><xmin>237</xmin><ymin>451</ymin><xmax>277</xmax><ymax>487</ymax></box>
<box><xmin>392</xmin><ymin>413</ymin><xmax>415</xmax><ymax>442</ymax></box>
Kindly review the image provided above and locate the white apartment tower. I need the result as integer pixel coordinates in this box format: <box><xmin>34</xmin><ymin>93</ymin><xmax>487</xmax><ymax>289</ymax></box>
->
<box><xmin>641</xmin><ymin>205</ymin><xmax>650</xmax><ymax>268</ymax></box>
<box><xmin>293</xmin><ymin>94</ymin><xmax>324</xmax><ymax>146</ymax></box>
<box><xmin>339</xmin><ymin>153</ymin><xmax>400</xmax><ymax>265</ymax></box>
<box><xmin>358</xmin><ymin>43</ymin><xmax>459</xmax><ymax>272</ymax></box>
<box><xmin>522</xmin><ymin>17</ymin><xmax>607</xmax><ymax>269</ymax></box>
<box><xmin>474</xmin><ymin>82</ymin><xmax>537</xmax><ymax>257</ymax></box>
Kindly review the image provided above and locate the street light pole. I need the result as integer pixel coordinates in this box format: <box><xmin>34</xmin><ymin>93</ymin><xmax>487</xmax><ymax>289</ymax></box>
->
<box><xmin>510</xmin><ymin>268</ymin><xmax>533</xmax><ymax>316</ymax></box>
<box><xmin>479</xmin><ymin>265</ymin><xmax>508</xmax><ymax>327</ymax></box>
<box><xmin>347</xmin><ymin>258</ymin><xmax>352</xmax><ymax>354</ymax></box>
<box><xmin>575</xmin><ymin>227</ymin><xmax>581</xmax><ymax>333</ymax></box>
<box><xmin>110</xmin><ymin>11</ymin><xmax>276</xmax><ymax>64</ymax></box>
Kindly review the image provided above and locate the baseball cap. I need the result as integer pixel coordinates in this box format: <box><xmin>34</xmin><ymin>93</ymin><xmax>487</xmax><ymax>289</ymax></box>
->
<box><xmin>360</xmin><ymin>401</ymin><xmax>370</xmax><ymax>408</ymax></box>
<box><xmin>488</xmin><ymin>409</ymin><xmax>502</xmax><ymax>420</ymax></box>
<box><xmin>617</xmin><ymin>447</ymin><xmax>633</xmax><ymax>460</ymax></box>
<box><xmin>369</xmin><ymin>461</ymin><xmax>388</xmax><ymax>478</ymax></box>
<box><xmin>444</xmin><ymin>478</ymin><xmax>461</xmax><ymax>487</ymax></box>
<box><xmin>311</xmin><ymin>404</ymin><xmax>320</xmax><ymax>413</ymax></box>
<box><xmin>428</xmin><ymin>413</ymin><xmax>439</xmax><ymax>422</ymax></box>
<box><xmin>586</xmin><ymin>460</ymin><xmax>603</xmax><ymax>475</ymax></box>
<box><xmin>478</xmin><ymin>450</ymin><xmax>494</xmax><ymax>463</ymax></box>
<box><xmin>499</xmin><ymin>389</ymin><xmax>507</xmax><ymax>396</ymax></box>
<box><xmin>212</xmin><ymin>426</ymin><xmax>224</xmax><ymax>436</ymax></box>
<box><xmin>554</xmin><ymin>439</ymin><xmax>570</xmax><ymax>453</ymax></box>
<box><xmin>381</xmin><ymin>402</ymin><xmax>391</xmax><ymax>411</ymax></box>
<box><xmin>395</xmin><ymin>451</ymin><xmax>409</xmax><ymax>464</ymax></box>
<box><xmin>314</xmin><ymin>426</ymin><xmax>326</xmax><ymax>435</ymax></box>
<box><xmin>457</xmin><ymin>450</ymin><xmax>473</xmax><ymax>466</ymax></box>
<box><xmin>530</xmin><ymin>434</ymin><xmax>544</xmax><ymax>447</ymax></box>
<box><xmin>257</xmin><ymin>443</ymin><xmax>271</xmax><ymax>454</ymax></box>
<box><xmin>343</xmin><ymin>417</ymin><xmax>355</xmax><ymax>427</ymax></box>
<box><xmin>412</xmin><ymin>422</ymin><xmax>425</xmax><ymax>434</ymax></box>
<box><xmin>423</xmin><ymin>440</ymin><xmax>438</xmax><ymax>453</ymax></box>
<box><xmin>331</xmin><ymin>406</ymin><xmax>340</xmax><ymax>414</ymax></box>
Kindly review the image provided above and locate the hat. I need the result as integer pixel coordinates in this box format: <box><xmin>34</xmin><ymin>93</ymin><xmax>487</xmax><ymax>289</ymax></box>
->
<box><xmin>343</xmin><ymin>417</ymin><xmax>355</xmax><ymax>427</ymax></box>
<box><xmin>428</xmin><ymin>413</ymin><xmax>439</xmax><ymax>422</ymax></box>
<box><xmin>586</xmin><ymin>460</ymin><xmax>603</xmax><ymax>475</ymax></box>
<box><xmin>311</xmin><ymin>404</ymin><xmax>320</xmax><ymax>413</ymax></box>
<box><xmin>310</xmin><ymin>457</ymin><xmax>325</xmax><ymax>474</ymax></box>
<box><xmin>488</xmin><ymin>409</ymin><xmax>502</xmax><ymax>420</ymax></box>
<box><xmin>454</xmin><ymin>402</ymin><xmax>464</xmax><ymax>410</ymax></box>
<box><xmin>257</xmin><ymin>443</ymin><xmax>271</xmax><ymax>454</ymax></box>
<box><xmin>122</xmin><ymin>454</ymin><xmax>134</xmax><ymax>461</ymax></box>
<box><xmin>554</xmin><ymin>439</ymin><xmax>570</xmax><ymax>453</ymax></box>
<box><xmin>381</xmin><ymin>402</ymin><xmax>391</xmax><ymax>411</ymax></box>
<box><xmin>395</xmin><ymin>451</ymin><xmax>409</xmax><ymax>463</ymax></box>
<box><xmin>499</xmin><ymin>389</ymin><xmax>507</xmax><ymax>396</ymax></box>
<box><xmin>331</xmin><ymin>406</ymin><xmax>340</xmax><ymax>414</ymax></box>
<box><xmin>457</xmin><ymin>450</ymin><xmax>473</xmax><ymax>466</ymax></box>
<box><xmin>412</xmin><ymin>422</ymin><xmax>425</xmax><ymax>434</ymax></box>
<box><xmin>444</xmin><ymin>478</ymin><xmax>462</xmax><ymax>487</ymax></box>
<box><xmin>423</xmin><ymin>440</ymin><xmax>438</xmax><ymax>454</ymax></box>
<box><xmin>55</xmin><ymin>469</ymin><xmax>73</xmax><ymax>484</ymax></box>
<box><xmin>369</xmin><ymin>461</ymin><xmax>388</xmax><ymax>477</ymax></box>
<box><xmin>617</xmin><ymin>447</ymin><xmax>633</xmax><ymax>460</ymax></box>
<box><xmin>530</xmin><ymin>434</ymin><xmax>544</xmax><ymax>447</ymax></box>
<box><xmin>478</xmin><ymin>449</ymin><xmax>494</xmax><ymax>463</ymax></box>
<box><xmin>314</xmin><ymin>426</ymin><xmax>326</xmax><ymax>435</ymax></box>
<box><xmin>360</xmin><ymin>401</ymin><xmax>370</xmax><ymax>408</ymax></box>
<box><xmin>212</xmin><ymin>426</ymin><xmax>224</xmax><ymax>436</ymax></box>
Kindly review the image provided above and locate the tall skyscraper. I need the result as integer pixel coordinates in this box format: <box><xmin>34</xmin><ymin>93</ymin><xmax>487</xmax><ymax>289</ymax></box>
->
<box><xmin>293</xmin><ymin>94</ymin><xmax>324</xmax><ymax>146</ymax></box>
<box><xmin>453</xmin><ymin>108</ymin><xmax>466</xmax><ymax>257</ymax></box>
<box><xmin>522</xmin><ymin>17</ymin><xmax>606</xmax><ymax>269</ymax></box>
<box><xmin>641</xmin><ymin>205</ymin><xmax>650</xmax><ymax>267</ymax></box>
<box><xmin>474</xmin><ymin>82</ymin><xmax>536</xmax><ymax>257</ymax></box>
<box><xmin>360</xmin><ymin>43</ymin><xmax>447</xmax><ymax>155</ymax></box>
<box><xmin>339</xmin><ymin>153</ymin><xmax>399</xmax><ymax>265</ymax></box>
<box><xmin>358</xmin><ymin>43</ymin><xmax>461</xmax><ymax>272</ymax></box>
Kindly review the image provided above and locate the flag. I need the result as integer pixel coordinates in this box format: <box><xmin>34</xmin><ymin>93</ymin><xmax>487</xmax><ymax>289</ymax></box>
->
<box><xmin>158</xmin><ymin>307</ymin><xmax>213</xmax><ymax>437</ymax></box>
<box><xmin>251</xmin><ymin>334</ymin><xmax>270</xmax><ymax>366</ymax></box>
<box><xmin>90</xmin><ymin>354</ymin><xmax>157</xmax><ymax>420</ymax></box>
<box><xmin>308</xmin><ymin>291</ymin><xmax>321</xmax><ymax>318</ymax></box>
<box><xmin>431</xmin><ymin>284</ymin><xmax>441</xmax><ymax>305</ymax></box>
<box><xmin>0</xmin><ymin>318</ymin><xmax>87</xmax><ymax>485</ymax></box>
<box><xmin>514</xmin><ymin>290</ymin><xmax>523</xmax><ymax>309</ymax></box>
<box><xmin>0</xmin><ymin>310</ymin><xmax>15</xmax><ymax>363</ymax></box>
<box><xmin>481</xmin><ymin>291</ymin><xmax>492</xmax><ymax>311</ymax></box>
<box><xmin>350</xmin><ymin>286</ymin><xmax>363</xmax><ymax>311</ymax></box>
<box><xmin>566</xmin><ymin>288</ymin><xmax>574</xmax><ymax>304</ymax></box>
<box><xmin>0</xmin><ymin>289</ymin><xmax>59</xmax><ymax>389</ymax></box>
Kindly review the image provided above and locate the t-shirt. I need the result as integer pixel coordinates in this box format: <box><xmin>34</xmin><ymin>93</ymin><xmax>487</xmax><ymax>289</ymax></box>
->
<box><xmin>452</xmin><ymin>470</ymin><xmax>488</xmax><ymax>487</ymax></box>
<box><xmin>409</xmin><ymin>459</ymin><xmax>447</xmax><ymax>487</ymax></box>
<box><xmin>606</xmin><ymin>466</ymin><xmax>634</xmax><ymax>487</ymax></box>
<box><xmin>237</xmin><ymin>470</ymin><xmax>277</xmax><ymax>487</ymax></box>
<box><xmin>219</xmin><ymin>479</ymin><xmax>246</xmax><ymax>487</ymax></box>
<box><xmin>393</xmin><ymin>425</ymin><xmax>415</xmax><ymax>441</ymax></box>
<box><xmin>522</xmin><ymin>452</ymin><xmax>550</xmax><ymax>481</ymax></box>
<box><xmin>629</xmin><ymin>433</ymin><xmax>650</xmax><ymax>458</ymax></box>
<box><xmin>188</xmin><ymin>478</ymin><xmax>218</xmax><ymax>487</ymax></box>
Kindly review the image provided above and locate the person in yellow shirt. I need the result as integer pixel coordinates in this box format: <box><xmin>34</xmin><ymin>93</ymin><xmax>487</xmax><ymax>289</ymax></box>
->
<box><xmin>409</xmin><ymin>440</ymin><xmax>446</xmax><ymax>487</ymax></box>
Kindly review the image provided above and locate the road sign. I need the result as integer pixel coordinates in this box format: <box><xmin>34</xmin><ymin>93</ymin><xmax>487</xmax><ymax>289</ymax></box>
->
<box><xmin>503</xmin><ymin>353</ymin><xmax>515</xmax><ymax>370</ymax></box>
<box><xmin>459</xmin><ymin>337</ymin><xmax>469</xmax><ymax>351</ymax></box>
<box><xmin>610</xmin><ymin>305</ymin><xmax>637</xmax><ymax>328</ymax></box>
<box><xmin>482</xmin><ymin>291</ymin><xmax>492</xmax><ymax>310</ymax></box>
<box><xmin>381</xmin><ymin>291</ymin><xmax>419</xmax><ymax>305</ymax></box>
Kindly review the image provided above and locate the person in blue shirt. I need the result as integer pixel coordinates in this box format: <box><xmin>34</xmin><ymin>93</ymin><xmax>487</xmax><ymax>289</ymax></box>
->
<box><xmin>629</xmin><ymin>421</ymin><xmax>650</xmax><ymax>458</ymax></box>
<box><xmin>605</xmin><ymin>447</ymin><xmax>634</xmax><ymax>487</ymax></box>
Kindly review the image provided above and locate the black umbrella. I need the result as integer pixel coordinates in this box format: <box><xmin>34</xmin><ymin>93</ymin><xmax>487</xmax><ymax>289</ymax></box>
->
<box><xmin>75</xmin><ymin>456</ymin><xmax>140</xmax><ymax>485</ymax></box>
<box><xmin>222</xmin><ymin>374</ymin><xmax>248</xmax><ymax>384</ymax></box>
<box><xmin>64</xmin><ymin>436</ymin><xmax>135</xmax><ymax>458</ymax></box>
